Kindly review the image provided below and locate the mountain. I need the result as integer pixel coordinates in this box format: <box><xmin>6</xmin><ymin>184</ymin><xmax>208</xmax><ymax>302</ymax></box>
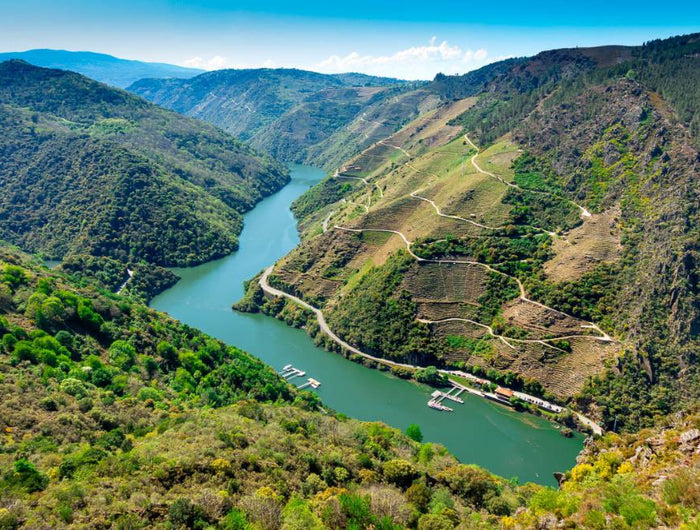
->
<box><xmin>0</xmin><ymin>49</ymin><xmax>203</xmax><ymax>88</ymax></box>
<box><xmin>0</xmin><ymin>245</ymin><xmax>697</xmax><ymax>528</ymax></box>
<box><xmin>238</xmin><ymin>33</ymin><xmax>700</xmax><ymax>434</ymax></box>
<box><xmin>0</xmin><ymin>60</ymin><xmax>288</xmax><ymax>274</ymax></box>
<box><xmin>128</xmin><ymin>68</ymin><xmax>420</xmax><ymax>163</ymax></box>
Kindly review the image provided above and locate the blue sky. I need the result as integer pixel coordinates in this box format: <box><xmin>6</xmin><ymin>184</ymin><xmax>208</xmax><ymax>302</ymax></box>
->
<box><xmin>1</xmin><ymin>0</ymin><xmax>699</xmax><ymax>79</ymax></box>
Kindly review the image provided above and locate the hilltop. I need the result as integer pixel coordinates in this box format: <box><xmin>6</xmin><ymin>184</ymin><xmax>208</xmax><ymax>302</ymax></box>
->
<box><xmin>0</xmin><ymin>49</ymin><xmax>203</xmax><ymax>88</ymax></box>
<box><xmin>0</xmin><ymin>60</ymin><xmax>288</xmax><ymax>296</ymax></box>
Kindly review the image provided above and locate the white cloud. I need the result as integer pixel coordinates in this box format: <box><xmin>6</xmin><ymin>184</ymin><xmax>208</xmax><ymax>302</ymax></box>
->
<box><xmin>181</xmin><ymin>56</ymin><xmax>277</xmax><ymax>71</ymax></box>
<box><xmin>315</xmin><ymin>38</ymin><xmax>491</xmax><ymax>80</ymax></box>
<box><xmin>182</xmin><ymin>55</ymin><xmax>230</xmax><ymax>70</ymax></box>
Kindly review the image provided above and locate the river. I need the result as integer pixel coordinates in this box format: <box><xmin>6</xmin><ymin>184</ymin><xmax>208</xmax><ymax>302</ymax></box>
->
<box><xmin>150</xmin><ymin>164</ymin><xmax>583</xmax><ymax>486</ymax></box>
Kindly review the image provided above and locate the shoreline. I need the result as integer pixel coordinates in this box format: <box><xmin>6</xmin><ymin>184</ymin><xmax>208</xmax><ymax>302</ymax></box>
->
<box><xmin>234</xmin><ymin>263</ymin><xmax>602</xmax><ymax>436</ymax></box>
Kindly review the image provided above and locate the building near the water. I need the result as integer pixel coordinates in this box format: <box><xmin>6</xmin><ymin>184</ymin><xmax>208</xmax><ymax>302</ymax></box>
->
<box><xmin>494</xmin><ymin>387</ymin><xmax>514</xmax><ymax>403</ymax></box>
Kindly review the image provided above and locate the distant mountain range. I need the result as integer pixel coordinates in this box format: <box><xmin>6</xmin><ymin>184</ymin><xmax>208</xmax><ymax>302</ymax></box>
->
<box><xmin>128</xmin><ymin>68</ymin><xmax>421</xmax><ymax>163</ymax></box>
<box><xmin>0</xmin><ymin>49</ymin><xmax>203</xmax><ymax>88</ymax></box>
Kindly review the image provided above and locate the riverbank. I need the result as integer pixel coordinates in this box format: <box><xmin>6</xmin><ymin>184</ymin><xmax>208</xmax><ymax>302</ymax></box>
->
<box><xmin>152</xmin><ymin>164</ymin><xmax>584</xmax><ymax>485</ymax></box>
<box><xmin>243</xmin><ymin>262</ymin><xmax>601</xmax><ymax>436</ymax></box>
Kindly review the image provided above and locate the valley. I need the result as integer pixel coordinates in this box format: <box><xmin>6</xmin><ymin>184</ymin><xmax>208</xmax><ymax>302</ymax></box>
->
<box><xmin>0</xmin><ymin>28</ymin><xmax>699</xmax><ymax>529</ymax></box>
<box><xmin>150</xmin><ymin>165</ymin><xmax>584</xmax><ymax>486</ymax></box>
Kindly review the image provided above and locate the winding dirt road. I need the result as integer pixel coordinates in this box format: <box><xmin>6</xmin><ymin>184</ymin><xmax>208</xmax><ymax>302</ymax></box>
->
<box><xmin>258</xmin><ymin>265</ymin><xmax>603</xmax><ymax>434</ymax></box>
<box><xmin>259</xmin><ymin>266</ymin><xmax>416</xmax><ymax>371</ymax></box>
<box><xmin>116</xmin><ymin>269</ymin><xmax>133</xmax><ymax>295</ymax></box>
<box><xmin>261</xmin><ymin>130</ymin><xmax>609</xmax><ymax>434</ymax></box>
<box><xmin>464</xmin><ymin>134</ymin><xmax>592</xmax><ymax>219</ymax></box>
<box><xmin>334</xmin><ymin>225</ymin><xmax>612</xmax><ymax>342</ymax></box>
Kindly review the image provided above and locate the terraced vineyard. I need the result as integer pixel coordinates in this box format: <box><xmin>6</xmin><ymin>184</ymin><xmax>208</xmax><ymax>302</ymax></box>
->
<box><xmin>261</xmin><ymin>98</ymin><xmax>622</xmax><ymax>401</ymax></box>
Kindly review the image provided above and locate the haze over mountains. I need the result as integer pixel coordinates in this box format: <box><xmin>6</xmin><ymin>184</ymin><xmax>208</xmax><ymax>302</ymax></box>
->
<box><xmin>0</xmin><ymin>49</ymin><xmax>203</xmax><ymax>88</ymax></box>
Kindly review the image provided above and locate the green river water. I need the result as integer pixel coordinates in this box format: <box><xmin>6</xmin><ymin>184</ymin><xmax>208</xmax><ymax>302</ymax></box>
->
<box><xmin>150</xmin><ymin>164</ymin><xmax>583</xmax><ymax>486</ymax></box>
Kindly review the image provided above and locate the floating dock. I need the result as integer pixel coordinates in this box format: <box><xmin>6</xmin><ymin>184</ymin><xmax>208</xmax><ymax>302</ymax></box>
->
<box><xmin>428</xmin><ymin>390</ymin><xmax>454</xmax><ymax>411</ymax></box>
<box><xmin>426</xmin><ymin>385</ymin><xmax>467</xmax><ymax>412</ymax></box>
<box><xmin>297</xmin><ymin>377</ymin><xmax>321</xmax><ymax>390</ymax></box>
<box><xmin>440</xmin><ymin>386</ymin><xmax>465</xmax><ymax>403</ymax></box>
<box><xmin>280</xmin><ymin>365</ymin><xmax>321</xmax><ymax>390</ymax></box>
<box><xmin>279</xmin><ymin>365</ymin><xmax>306</xmax><ymax>380</ymax></box>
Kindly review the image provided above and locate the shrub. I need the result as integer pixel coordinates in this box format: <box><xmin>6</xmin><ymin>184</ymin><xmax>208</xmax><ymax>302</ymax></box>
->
<box><xmin>281</xmin><ymin>496</ymin><xmax>323</xmax><ymax>530</ymax></box>
<box><xmin>2</xmin><ymin>265</ymin><xmax>27</xmax><ymax>289</ymax></box>
<box><xmin>417</xmin><ymin>513</ymin><xmax>454</xmax><ymax>530</ymax></box>
<box><xmin>414</xmin><ymin>366</ymin><xmax>446</xmax><ymax>386</ymax></box>
<box><xmin>406</xmin><ymin>482</ymin><xmax>432</xmax><ymax>511</ymax></box>
<box><xmin>168</xmin><ymin>498</ymin><xmax>208</xmax><ymax>529</ymax></box>
<box><xmin>60</xmin><ymin>378</ymin><xmax>89</xmax><ymax>398</ymax></box>
<box><xmin>405</xmin><ymin>424</ymin><xmax>423</xmax><ymax>443</ymax></box>
<box><xmin>6</xmin><ymin>459</ymin><xmax>49</xmax><ymax>493</ymax></box>
<box><xmin>339</xmin><ymin>492</ymin><xmax>374</xmax><ymax>529</ymax></box>
<box><xmin>221</xmin><ymin>508</ymin><xmax>250</xmax><ymax>530</ymax></box>
<box><xmin>108</xmin><ymin>340</ymin><xmax>137</xmax><ymax>371</ymax></box>
<box><xmin>137</xmin><ymin>386</ymin><xmax>163</xmax><ymax>402</ymax></box>
<box><xmin>437</xmin><ymin>465</ymin><xmax>498</xmax><ymax>508</ymax></box>
<box><xmin>382</xmin><ymin>459</ymin><xmax>418</xmax><ymax>489</ymax></box>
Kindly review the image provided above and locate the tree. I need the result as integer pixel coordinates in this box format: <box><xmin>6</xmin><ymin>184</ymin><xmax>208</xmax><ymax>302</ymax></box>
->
<box><xmin>2</xmin><ymin>265</ymin><xmax>26</xmax><ymax>289</ymax></box>
<box><xmin>437</xmin><ymin>465</ymin><xmax>498</xmax><ymax>508</ymax></box>
<box><xmin>281</xmin><ymin>496</ymin><xmax>322</xmax><ymax>530</ymax></box>
<box><xmin>415</xmin><ymin>366</ymin><xmax>446</xmax><ymax>386</ymax></box>
<box><xmin>405</xmin><ymin>424</ymin><xmax>423</xmax><ymax>443</ymax></box>
<box><xmin>168</xmin><ymin>498</ymin><xmax>207</xmax><ymax>529</ymax></box>
<box><xmin>0</xmin><ymin>283</ymin><xmax>12</xmax><ymax>311</ymax></box>
<box><xmin>406</xmin><ymin>482</ymin><xmax>432</xmax><ymax>511</ymax></box>
<box><xmin>108</xmin><ymin>340</ymin><xmax>136</xmax><ymax>371</ymax></box>
<box><xmin>417</xmin><ymin>513</ymin><xmax>454</xmax><ymax>530</ymax></box>
<box><xmin>8</xmin><ymin>459</ymin><xmax>49</xmax><ymax>493</ymax></box>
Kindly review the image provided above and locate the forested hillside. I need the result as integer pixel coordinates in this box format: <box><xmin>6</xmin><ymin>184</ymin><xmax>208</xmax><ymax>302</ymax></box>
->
<box><xmin>0</xmin><ymin>60</ymin><xmax>288</xmax><ymax>277</ymax></box>
<box><xmin>244</xmin><ymin>33</ymin><xmax>700</xmax><ymax>435</ymax></box>
<box><xmin>128</xmin><ymin>68</ymin><xmax>421</xmax><ymax>163</ymax></box>
<box><xmin>1</xmin><ymin>246</ymin><xmax>698</xmax><ymax>528</ymax></box>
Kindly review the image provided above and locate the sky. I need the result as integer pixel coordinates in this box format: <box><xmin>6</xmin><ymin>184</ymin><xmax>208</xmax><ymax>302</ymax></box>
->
<box><xmin>1</xmin><ymin>0</ymin><xmax>699</xmax><ymax>80</ymax></box>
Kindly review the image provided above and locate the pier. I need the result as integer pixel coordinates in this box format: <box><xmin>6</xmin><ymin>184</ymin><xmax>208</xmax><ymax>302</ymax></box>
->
<box><xmin>297</xmin><ymin>378</ymin><xmax>321</xmax><ymax>390</ymax></box>
<box><xmin>279</xmin><ymin>364</ymin><xmax>306</xmax><ymax>380</ymax></box>
<box><xmin>427</xmin><ymin>385</ymin><xmax>465</xmax><ymax>412</ymax></box>
<box><xmin>279</xmin><ymin>365</ymin><xmax>321</xmax><ymax>390</ymax></box>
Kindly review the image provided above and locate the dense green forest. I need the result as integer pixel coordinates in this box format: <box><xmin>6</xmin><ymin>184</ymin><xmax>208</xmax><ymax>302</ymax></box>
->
<box><xmin>0</xmin><ymin>60</ymin><xmax>288</xmax><ymax>270</ymax></box>
<box><xmin>1</xmin><ymin>246</ymin><xmax>698</xmax><ymax>528</ymax></box>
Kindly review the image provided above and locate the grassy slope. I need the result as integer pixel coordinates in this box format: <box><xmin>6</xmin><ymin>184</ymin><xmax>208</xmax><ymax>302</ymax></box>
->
<box><xmin>265</xmin><ymin>99</ymin><xmax>618</xmax><ymax>402</ymax></box>
<box><xmin>247</xmin><ymin>34</ymin><xmax>700</xmax><ymax>434</ymax></box>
